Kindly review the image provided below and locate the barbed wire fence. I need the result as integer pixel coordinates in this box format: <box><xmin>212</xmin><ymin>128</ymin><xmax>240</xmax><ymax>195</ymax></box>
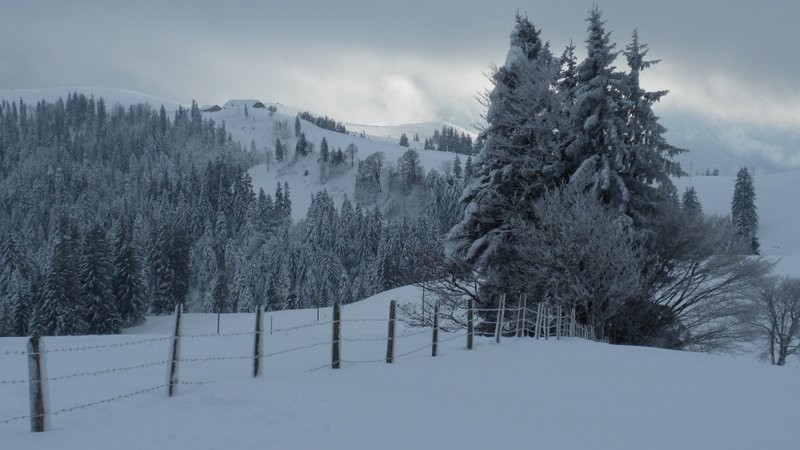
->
<box><xmin>0</xmin><ymin>293</ymin><xmax>600</xmax><ymax>433</ymax></box>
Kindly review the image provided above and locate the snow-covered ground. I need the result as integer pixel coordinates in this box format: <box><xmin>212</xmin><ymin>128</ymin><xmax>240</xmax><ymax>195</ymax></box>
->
<box><xmin>2</xmin><ymin>285</ymin><xmax>798</xmax><ymax>449</ymax></box>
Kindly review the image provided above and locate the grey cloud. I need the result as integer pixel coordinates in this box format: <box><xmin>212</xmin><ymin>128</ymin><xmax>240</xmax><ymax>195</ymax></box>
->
<box><xmin>0</xmin><ymin>0</ymin><xmax>798</xmax><ymax>170</ymax></box>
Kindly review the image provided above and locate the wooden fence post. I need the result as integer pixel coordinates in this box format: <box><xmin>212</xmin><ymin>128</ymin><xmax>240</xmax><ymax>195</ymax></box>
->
<box><xmin>535</xmin><ymin>303</ymin><xmax>543</xmax><ymax>339</ymax></box>
<box><xmin>556</xmin><ymin>305</ymin><xmax>562</xmax><ymax>340</ymax></box>
<box><xmin>521</xmin><ymin>293</ymin><xmax>528</xmax><ymax>337</ymax></box>
<box><xmin>253</xmin><ymin>305</ymin><xmax>263</xmax><ymax>377</ymax></box>
<box><xmin>497</xmin><ymin>294</ymin><xmax>507</xmax><ymax>344</ymax></box>
<box><xmin>467</xmin><ymin>299</ymin><xmax>474</xmax><ymax>350</ymax></box>
<box><xmin>545</xmin><ymin>305</ymin><xmax>550</xmax><ymax>340</ymax></box>
<box><xmin>514</xmin><ymin>295</ymin><xmax>522</xmax><ymax>337</ymax></box>
<box><xmin>332</xmin><ymin>302</ymin><xmax>340</xmax><ymax>369</ymax></box>
<box><xmin>27</xmin><ymin>335</ymin><xmax>48</xmax><ymax>432</ymax></box>
<box><xmin>570</xmin><ymin>307</ymin><xmax>576</xmax><ymax>337</ymax></box>
<box><xmin>168</xmin><ymin>303</ymin><xmax>182</xmax><ymax>397</ymax></box>
<box><xmin>431</xmin><ymin>300</ymin><xmax>439</xmax><ymax>357</ymax></box>
<box><xmin>386</xmin><ymin>300</ymin><xmax>396</xmax><ymax>363</ymax></box>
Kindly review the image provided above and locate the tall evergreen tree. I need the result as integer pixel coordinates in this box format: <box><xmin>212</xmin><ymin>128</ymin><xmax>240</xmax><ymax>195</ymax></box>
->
<box><xmin>275</xmin><ymin>138</ymin><xmax>285</xmax><ymax>161</ymax></box>
<box><xmin>295</xmin><ymin>133</ymin><xmax>309</xmax><ymax>158</ymax></box>
<box><xmin>732</xmin><ymin>167</ymin><xmax>759</xmax><ymax>254</ymax></box>
<box><xmin>40</xmin><ymin>221</ymin><xmax>85</xmax><ymax>335</ymax></box>
<box><xmin>564</xmin><ymin>12</ymin><xmax>682</xmax><ymax>221</ymax></box>
<box><xmin>451</xmin><ymin>14</ymin><xmax>561</xmax><ymax>299</ymax></box>
<box><xmin>320</xmin><ymin>137</ymin><xmax>330</xmax><ymax>162</ymax></box>
<box><xmin>113</xmin><ymin>222</ymin><xmax>145</xmax><ymax>327</ymax></box>
<box><xmin>210</xmin><ymin>246</ymin><xmax>230</xmax><ymax>313</ymax></box>
<box><xmin>6</xmin><ymin>270</ymin><xmax>31</xmax><ymax>336</ymax></box>
<box><xmin>80</xmin><ymin>224</ymin><xmax>120</xmax><ymax>334</ymax></box>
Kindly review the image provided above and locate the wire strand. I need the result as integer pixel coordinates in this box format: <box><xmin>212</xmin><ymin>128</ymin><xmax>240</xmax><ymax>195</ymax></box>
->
<box><xmin>49</xmin><ymin>384</ymin><xmax>166</xmax><ymax>416</ymax></box>
<box><xmin>46</xmin><ymin>336</ymin><xmax>171</xmax><ymax>354</ymax></box>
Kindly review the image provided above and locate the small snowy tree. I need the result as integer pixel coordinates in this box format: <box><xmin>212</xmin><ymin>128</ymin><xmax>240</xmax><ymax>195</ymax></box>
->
<box><xmin>682</xmin><ymin>186</ymin><xmax>702</xmax><ymax>216</ymax></box>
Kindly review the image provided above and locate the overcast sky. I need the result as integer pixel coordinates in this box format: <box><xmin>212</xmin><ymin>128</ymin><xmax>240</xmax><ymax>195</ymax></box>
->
<box><xmin>1</xmin><ymin>0</ymin><xmax>798</xmax><ymax>173</ymax></box>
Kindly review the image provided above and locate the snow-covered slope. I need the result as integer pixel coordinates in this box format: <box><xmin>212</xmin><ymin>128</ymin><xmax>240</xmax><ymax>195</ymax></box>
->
<box><xmin>343</xmin><ymin>120</ymin><xmax>477</xmax><ymax>147</ymax></box>
<box><xmin>207</xmin><ymin>99</ymin><xmax>461</xmax><ymax>221</ymax></box>
<box><xmin>1</xmin><ymin>286</ymin><xmax>798</xmax><ymax>449</ymax></box>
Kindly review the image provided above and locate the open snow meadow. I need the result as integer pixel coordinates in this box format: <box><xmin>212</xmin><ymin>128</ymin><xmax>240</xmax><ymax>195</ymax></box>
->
<box><xmin>2</xmin><ymin>286</ymin><xmax>799</xmax><ymax>450</ymax></box>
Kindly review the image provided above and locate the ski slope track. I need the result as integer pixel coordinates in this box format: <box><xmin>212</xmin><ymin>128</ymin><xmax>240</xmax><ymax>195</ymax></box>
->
<box><xmin>1</xmin><ymin>88</ymin><xmax>799</xmax><ymax>449</ymax></box>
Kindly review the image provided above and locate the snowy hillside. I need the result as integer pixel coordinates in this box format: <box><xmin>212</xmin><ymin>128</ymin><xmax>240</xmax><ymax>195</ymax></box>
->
<box><xmin>208</xmin><ymin>99</ymin><xmax>463</xmax><ymax>221</ymax></box>
<box><xmin>2</xmin><ymin>286</ymin><xmax>798</xmax><ymax>449</ymax></box>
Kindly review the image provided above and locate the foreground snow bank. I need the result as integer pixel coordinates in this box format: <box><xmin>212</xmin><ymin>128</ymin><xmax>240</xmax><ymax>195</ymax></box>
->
<box><xmin>1</xmin><ymin>286</ymin><xmax>798</xmax><ymax>449</ymax></box>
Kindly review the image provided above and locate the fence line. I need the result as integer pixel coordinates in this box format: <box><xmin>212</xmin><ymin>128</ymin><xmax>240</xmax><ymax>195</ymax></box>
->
<box><xmin>0</xmin><ymin>297</ymin><xmax>602</xmax><ymax>433</ymax></box>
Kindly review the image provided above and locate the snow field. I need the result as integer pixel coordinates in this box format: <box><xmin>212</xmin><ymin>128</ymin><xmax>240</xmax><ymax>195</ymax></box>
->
<box><xmin>2</xmin><ymin>285</ymin><xmax>800</xmax><ymax>449</ymax></box>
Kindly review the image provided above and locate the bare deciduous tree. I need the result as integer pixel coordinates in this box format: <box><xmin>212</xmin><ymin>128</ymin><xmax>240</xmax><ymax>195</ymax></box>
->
<box><xmin>751</xmin><ymin>276</ymin><xmax>800</xmax><ymax>365</ymax></box>
<box><xmin>515</xmin><ymin>184</ymin><xmax>644</xmax><ymax>340</ymax></box>
<box><xmin>644</xmin><ymin>203</ymin><xmax>775</xmax><ymax>352</ymax></box>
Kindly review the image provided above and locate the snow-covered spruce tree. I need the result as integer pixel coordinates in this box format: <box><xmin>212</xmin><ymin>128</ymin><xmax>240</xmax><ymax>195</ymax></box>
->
<box><xmin>732</xmin><ymin>167</ymin><xmax>759</xmax><ymax>254</ymax></box>
<box><xmin>4</xmin><ymin>269</ymin><xmax>31</xmax><ymax>336</ymax></box>
<box><xmin>112</xmin><ymin>222</ymin><xmax>145</xmax><ymax>327</ymax></box>
<box><xmin>0</xmin><ymin>234</ymin><xmax>32</xmax><ymax>299</ymax></box>
<box><xmin>617</xmin><ymin>30</ymin><xmax>684</xmax><ymax>218</ymax></box>
<box><xmin>80</xmin><ymin>224</ymin><xmax>120</xmax><ymax>334</ymax></box>
<box><xmin>451</xmin><ymin>14</ymin><xmax>562</xmax><ymax>302</ymax></box>
<box><xmin>209</xmin><ymin>246</ymin><xmax>230</xmax><ymax>314</ymax></box>
<box><xmin>40</xmin><ymin>220</ymin><xmax>86</xmax><ymax>335</ymax></box>
<box><xmin>682</xmin><ymin>186</ymin><xmax>702</xmax><ymax>217</ymax></box>
<box><xmin>319</xmin><ymin>137</ymin><xmax>330</xmax><ymax>163</ymax></box>
<box><xmin>295</xmin><ymin>133</ymin><xmax>309</xmax><ymax>158</ymax></box>
<box><xmin>563</xmin><ymin>9</ymin><xmax>682</xmax><ymax>222</ymax></box>
<box><xmin>149</xmin><ymin>212</ymin><xmax>191</xmax><ymax>315</ymax></box>
<box><xmin>399</xmin><ymin>133</ymin><xmax>410</xmax><ymax>147</ymax></box>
